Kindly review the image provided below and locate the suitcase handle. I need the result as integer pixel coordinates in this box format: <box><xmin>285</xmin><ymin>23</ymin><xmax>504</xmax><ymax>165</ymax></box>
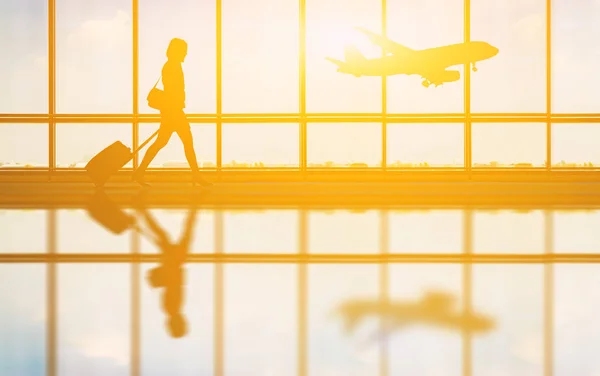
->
<box><xmin>134</xmin><ymin>129</ymin><xmax>160</xmax><ymax>154</ymax></box>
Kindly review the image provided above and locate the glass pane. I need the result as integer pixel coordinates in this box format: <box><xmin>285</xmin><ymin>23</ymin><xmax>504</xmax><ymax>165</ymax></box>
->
<box><xmin>225</xmin><ymin>265</ymin><xmax>296</xmax><ymax>375</ymax></box>
<box><xmin>58</xmin><ymin>264</ymin><xmax>130</xmax><ymax>376</ymax></box>
<box><xmin>554</xmin><ymin>211</ymin><xmax>600</xmax><ymax>254</ymax></box>
<box><xmin>140</xmin><ymin>209</ymin><xmax>214</xmax><ymax>254</ymax></box>
<box><xmin>0</xmin><ymin>0</ymin><xmax>47</xmax><ymax>113</ymax></box>
<box><xmin>555</xmin><ymin>265</ymin><xmax>600</xmax><ymax>374</ymax></box>
<box><xmin>389</xmin><ymin>210</ymin><xmax>463</xmax><ymax>253</ymax></box>
<box><xmin>222</xmin><ymin>0</ymin><xmax>298</xmax><ymax>113</ymax></box>
<box><xmin>306</xmin><ymin>0</ymin><xmax>381</xmax><ymax>112</ymax></box>
<box><xmin>57</xmin><ymin>209</ymin><xmax>132</xmax><ymax>253</ymax></box>
<box><xmin>308</xmin><ymin>123</ymin><xmax>381</xmax><ymax>167</ymax></box>
<box><xmin>471</xmin><ymin>0</ymin><xmax>545</xmax><ymax>112</ymax></box>
<box><xmin>309</xmin><ymin>265</ymin><xmax>380</xmax><ymax>375</ymax></box>
<box><xmin>0</xmin><ymin>264</ymin><xmax>46</xmax><ymax>376</ymax></box>
<box><xmin>387</xmin><ymin>123</ymin><xmax>464</xmax><ymax>167</ymax></box>
<box><xmin>141</xmin><ymin>264</ymin><xmax>213</xmax><ymax>375</ymax></box>
<box><xmin>386</xmin><ymin>0</ymin><xmax>463</xmax><ymax>113</ymax></box>
<box><xmin>552</xmin><ymin>1</ymin><xmax>600</xmax><ymax>113</ymax></box>
<box><xmin>552</xmin><ymin>123</ymin><xmax>600</xmax><ymax>167</ymax></box>
<box><xmin>473</xmin><ymin>265</ymin><xmax>543</xmax><ymax>375</ymax></box>
<box><xmin>473</xmin><ymin>210</ymin><xmax>544</xmax><ymax>253</ymax></box>
<box><xmin>56</xmin><ymin>0</ymin><xmax>132</xmax><ymax>113</ymax></box>
<box><xmin>222</xmin><ymin>123</ymin><xmax>298</xmax><ymax>168</ymax></box>
<box><xmin>224</xmin><ymin>210</ymin><xmax>298</xmax><ymax>253</ymax></box>
<box><xmin>472</xmin><ymin>123</ymin><xmax>546</xmax><ymax>167</ymax></box>
<box><xmin>56</xmin><ymin>123</ymin><xmax>132</xmax><ymax>168</ymax></box>
<box><xmin>308</xmin><ymin>210</ymin><xmax>379</xmax><ymax>253</ymax></box>
<box><xmin>388</xmin><ymin>265</ymin><xmax>462</xmax><ymax>375</ymax></box>
<box><xmin>0</xmin><ymin>210</ymin><xmax>46</xmax><ymax>253</ymax></box>
<box><xmin>139</xmin><ymin>0</ymin><xmax>216</xmax><ymax>114</ymax></box>
<box><xmin>0</xmin><ymin>124</ymin><xmax>48</xmax><ymax>168</ymax></box>
<box><xmin>138</xmin><ymin>123</ymin><xmax>216</xmax><ymax>169</ymax></box>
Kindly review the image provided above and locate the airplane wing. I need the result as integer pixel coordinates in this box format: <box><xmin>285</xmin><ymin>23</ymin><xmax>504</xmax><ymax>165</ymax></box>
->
<box><xmin>355</xmin><ymin>27</ymin><xmax>414</xmax><ymax>56</ymax></box>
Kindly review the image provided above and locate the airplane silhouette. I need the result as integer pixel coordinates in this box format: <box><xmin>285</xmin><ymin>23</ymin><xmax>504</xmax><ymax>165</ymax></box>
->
<box><xmin>334</xmin><ymin>290</ymin><xmax>495</xmax><ymax>344</ymax></box>
<box><xmin>326</xmin><ymin>27</ymin><xmax>499</xmax><ymax>87</ymax></box>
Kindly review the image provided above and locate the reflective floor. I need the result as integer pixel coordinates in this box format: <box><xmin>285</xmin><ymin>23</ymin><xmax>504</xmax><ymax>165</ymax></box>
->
<box><xmin>3</xmin><ymin>203</ymin><xmax>600</xmax><ymax>375</ymax></box>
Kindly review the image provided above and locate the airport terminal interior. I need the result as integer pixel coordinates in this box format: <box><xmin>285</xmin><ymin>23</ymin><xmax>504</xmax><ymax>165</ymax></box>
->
<box><xmin>3</xmin><ymin>0</ymin><xmax>600</xmax><ymax>375</ymax></box>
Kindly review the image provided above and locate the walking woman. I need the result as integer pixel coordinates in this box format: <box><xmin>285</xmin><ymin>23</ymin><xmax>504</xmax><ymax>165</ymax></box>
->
<box><xmin>134</xmin><ymin>38</ymin><xmax>212</xmax><ymax>187</ymax></box>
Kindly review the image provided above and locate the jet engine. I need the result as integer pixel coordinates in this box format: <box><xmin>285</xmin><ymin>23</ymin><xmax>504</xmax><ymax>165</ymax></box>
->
<box><xmin>422</xmin><ymin>70</ymin><xmax>461</xmax><ymax>87</ymax></box>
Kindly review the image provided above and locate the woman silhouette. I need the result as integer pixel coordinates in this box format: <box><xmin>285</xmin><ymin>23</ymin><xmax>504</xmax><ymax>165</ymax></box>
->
<box><xmin>139</xmin><ymin>203</ymin><xmax>198</xmax><ymax>338</ymax></box>
<box><xmin>134</xmin><ymin>38</ymin><xmax>212</xmax><ymax>187</ymax></box>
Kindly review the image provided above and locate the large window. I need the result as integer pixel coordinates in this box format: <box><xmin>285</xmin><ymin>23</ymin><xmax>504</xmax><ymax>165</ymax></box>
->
<box><xmin>139</xmin><ymin>0</ymin><xmax>216</xmax><ymax>114</ymax></box>
<box><xmin>386</xmin><ymin>0</ymin><xmax>463</xmax><ymax>113</ymax></box>
<box><xmin>222</xmin><ymin>0</ymin><xmax>298</xmax><ymax>113</ymax></box>
<box><xmin>1</xmin><ymin>0</ymin><xmax>598</xmax><ymax>171</ymax></box>
<box><xmin>56</xmin><ymin>0</ymin><xmax>132</xmax><ymax>114</ymax></box>
<box><xmin>471</xmin><ymin>0</ymin><xmax>546</xmax><ymax>112</ymax></box>
<box><xmin>0</xmin><ymin>0</ymin><xmax>48</xmax><ymax>114</ymax></box>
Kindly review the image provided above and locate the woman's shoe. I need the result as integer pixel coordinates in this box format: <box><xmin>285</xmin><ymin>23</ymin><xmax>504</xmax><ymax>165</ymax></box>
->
<box><xmin>133</xmin><ymin>171</ymin><xmax>151</xmax><ymax>188</ymax></box>
<box><xmin>192</xmin><ymin>173</ymin><xmax>213</xmax><ymax>188</ymax></box>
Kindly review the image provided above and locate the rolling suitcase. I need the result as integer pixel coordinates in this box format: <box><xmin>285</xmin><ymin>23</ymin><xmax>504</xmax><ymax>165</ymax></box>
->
<box><xmin>86</xmin><ymin>189</ymin><xmax>135</xmax><ymax>234</ymax></box>
<box><xmin>85</xmin><ymin>129</ymin><xmax>160</xmax><ymax>187</ymax></box>
<box><xmin>86</xmin><ymin>190</ymin><xmax>157</xmax><ymax>246</ymax></box>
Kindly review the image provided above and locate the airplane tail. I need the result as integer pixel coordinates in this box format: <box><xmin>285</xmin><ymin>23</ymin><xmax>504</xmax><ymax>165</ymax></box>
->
<box><xmin>344</xmin><ymin>46</ymin><xmax>367</xmax><ymax>65</ymax></box>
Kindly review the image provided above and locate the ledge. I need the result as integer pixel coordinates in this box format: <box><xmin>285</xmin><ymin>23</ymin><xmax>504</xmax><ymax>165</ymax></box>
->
<box><xmin>1</xmin><ymin>179</ymin><xmax>600</xmax><ymax>208</ymax></box>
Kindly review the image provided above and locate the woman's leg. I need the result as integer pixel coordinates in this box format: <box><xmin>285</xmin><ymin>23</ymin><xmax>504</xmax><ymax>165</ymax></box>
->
<box><xmin>134</xmin><ymin>127</ymin><xmax>173</xmax><ymax>180</ymax></box>
<box><xmin>175</xmin><ymin>117</ymin><xmax>212</xmax><ymax>187</ymax></box>
<box><xmin>176</xmin><ymin>126</ymin><xmax>199</xmax><ymax>172</ymax></box>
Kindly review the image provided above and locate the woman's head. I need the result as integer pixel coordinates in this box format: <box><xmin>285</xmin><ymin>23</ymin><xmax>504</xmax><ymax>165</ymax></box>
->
<box><xmin>167</xmin><ymin>313</ymin><xmax>188</xmax><ymax>338</ymax></box>
<box><xmin>166</xmin><ymin>38</ymin><xmax>188</xmax><ymax>62</ymax></box>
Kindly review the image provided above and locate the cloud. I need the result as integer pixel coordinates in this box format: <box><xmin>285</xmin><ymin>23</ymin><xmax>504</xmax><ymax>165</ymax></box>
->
<box><xmin>75</xmin><ymin>332</ymin><xmax>130</xmax><ymax>366</ymax></box>
<box><xmin>66</xmin><ymin>10</ymin><xmax>131</xmax><ymax>48</ymax></box>
<box><xmin>59</xmin><ymin>345</ymin><xmax>128</xmax><ymax>375</ymax></box>
<box><xmin>481</xmin><ymin>369</ymin><xmax>513</xmax><ymax>376</ymax></box>
<box><xmin>512</xmin><ymin>333</ymin><xmax>543</xmax><ymax>365</ymax></box>
<box><xmin>57</xmin><ymin>9</ymin><xmax>132</xmax><ymax>113</ymax></box>
<box><xmin>1</xmin><ymin>52</ymin><xmax>47</xmax><ymax>113</ymax></box>
<box><xmin>513</xmin><ymin>12</ymin><xmax>545</xmax><ymax>46</ymax></box>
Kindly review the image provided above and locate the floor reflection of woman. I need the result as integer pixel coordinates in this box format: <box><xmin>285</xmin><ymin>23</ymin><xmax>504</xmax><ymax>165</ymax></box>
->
<box><xmin>138</xmin><ymin>204</ymin><xmax>197</xmax><ymax>338</ymax></box>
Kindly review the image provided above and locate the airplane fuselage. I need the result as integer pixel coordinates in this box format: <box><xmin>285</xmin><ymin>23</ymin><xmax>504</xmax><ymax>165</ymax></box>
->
<box><xmin>339</xmin><ymin>301</ymin><xmax>494</xmax><ymax>333</ymax></box>
<box><xmin>341</xmin><ymin>41</ymin><xmax>498</xmax><ymax>77</ymax></box>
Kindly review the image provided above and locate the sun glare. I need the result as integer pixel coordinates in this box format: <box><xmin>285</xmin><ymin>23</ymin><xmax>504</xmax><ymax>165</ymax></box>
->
<box><xmin>308</xmin><ymin>26</ymin><xmax>382</xmax><ymax>60</ymax></box>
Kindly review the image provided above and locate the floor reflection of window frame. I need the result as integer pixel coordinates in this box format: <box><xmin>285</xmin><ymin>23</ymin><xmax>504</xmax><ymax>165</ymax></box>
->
<box><xmin>544</xmin><ymin>209</ymin><xmax>553</xmax><ymax>376</ymax></box>
<box><xmin>48</xmin><ymin>209</ymin><xmax>56</xmax><ymax>376</ymax></box>
<box><xmin>3</xmin><ymin>206</ymin><xmax>566</xmax><ymax>376</ymax></box>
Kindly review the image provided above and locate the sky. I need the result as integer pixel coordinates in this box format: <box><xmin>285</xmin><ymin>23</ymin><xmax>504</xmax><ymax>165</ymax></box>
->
<box><xmin>1</xmin><ymin>0</ymin><xmax>600</xmax><ymax>167</ymax></box>
<box><xmin>3</xmin><ymin>208</ymin><xmax>600</xmax><ymax>374</ymax></box>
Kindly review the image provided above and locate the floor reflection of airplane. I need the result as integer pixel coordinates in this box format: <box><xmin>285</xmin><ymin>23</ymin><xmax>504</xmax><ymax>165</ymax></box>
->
<box><xmin>326</xmin><ymin>27</ymin><xmax>499</xmax><ymax>87</ymax></box>
<box><xmin>335</xmin><ymin>291</ymin><xmax>495</xmax><ymax>344</ymax></box>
